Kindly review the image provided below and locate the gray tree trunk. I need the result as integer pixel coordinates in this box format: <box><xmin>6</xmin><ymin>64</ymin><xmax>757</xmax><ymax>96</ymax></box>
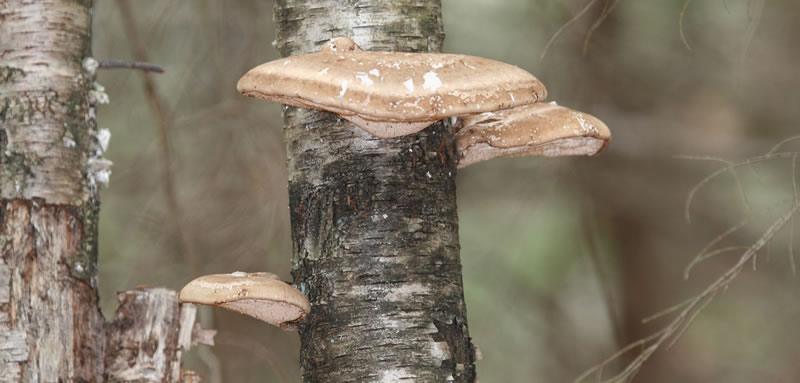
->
<box><xmin>273</xmin><ymin>1</ymin><xmax>478</xmax><ymax>382</ymax></box>
<box><xmin>1</xmin><ymin>1</ymin><xmax>210</xmax><ymax>381</ymax></box>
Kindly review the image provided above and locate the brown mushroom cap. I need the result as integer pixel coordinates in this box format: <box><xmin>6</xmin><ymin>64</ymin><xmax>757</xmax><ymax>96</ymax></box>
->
<box><xmin>456</xmin><ymin>102</ymin><xmax>611</xmax><ymax>168</ymax></box>
<box><xmin>179</xmin><ymin>272</ymin><xmax>310</xmax><ymax>330</ymax></box>
<box><xmin>237</xmin><ymin>37</ymin><xmax>547</xmax><ymax>138</ymax></box>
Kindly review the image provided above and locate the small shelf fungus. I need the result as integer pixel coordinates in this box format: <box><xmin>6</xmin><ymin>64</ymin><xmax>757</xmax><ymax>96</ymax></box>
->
<box><xmin>178</xmin><ymin>272</ymin><xmax>310</xmax><ymax>330</ymax></box>
<box><xmin>455</xmin><ymin>102</ymin><xmax>611</xmax><ymax>168</ymax></box>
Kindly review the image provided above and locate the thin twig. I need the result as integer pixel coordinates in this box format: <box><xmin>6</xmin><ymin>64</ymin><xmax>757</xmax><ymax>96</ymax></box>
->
<box><xmin>676</xmin><ymin>154</ymin><xmax>751</xmax><ymax>221</ymax></box>
<box><xmin>684</xmin><ymin>246</ymin><xmax>751</xmax><ymax>278</ymax></box>
<box><xmin>767</xmin><ymin>135</ymin><xmax>800</xmax><ymax>155</ymax></box>
<box><xmin>580</xmin><ymin>200</ymin><xmax>623</xmax><ymax>343</ymax></box>
<box><xmin>679</xmin><ymin>0</ymin><xmax>694</xmax><ymax>51</ymax></box>
<box><xmin>575</xmin><ymin>201</ymin><xmax>800</xmax><ymax>383</ymax></box>
<box><xmin>98</xmin><ymin>59</ymin><xmax>165</xmax><ymax>73</ymax></box>
<box><xmin>582</xmin><ymin>0</ymin><xmax>621</xmax><ymax>56</ymax></box>
<box><xmin>641</xmin><ymin>296</ymin><xmax>694</xmax><ymax>324</ymax></box>
<box><xmin>738</xmin><ymin>0</ymin><xmax>765</xmax><ymax>64</ymax></box>
<box><xmin>682</xmin><ymin>219</ymin><xmax>748</xmax><ymax>279</ymax></box>
<box><xmin>679</xmin><ymin>152</ymin><xmax>800</xmax><ymax>223</ymax></box>
<box><xmin>115</xmin><ymin>0</ymin><xmax>198</xmax><ymax>272</ymax></box>
<box><xmin>540</xmin><ymin>0</ymin><xmax>601</xmax><ymax>62</ymax></box>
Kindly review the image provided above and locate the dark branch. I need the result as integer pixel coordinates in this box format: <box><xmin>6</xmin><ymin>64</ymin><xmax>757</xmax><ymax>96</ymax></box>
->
<box><xmin>98</xmin><ymin>59</ymin><xmax>165</xmax><ymax>73</ymax></box>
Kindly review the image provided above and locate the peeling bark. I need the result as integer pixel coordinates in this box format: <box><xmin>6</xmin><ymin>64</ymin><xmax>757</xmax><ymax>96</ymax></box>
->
<box><xmin>274</xmin><ymin>1</ymin><xmax>477</xmax><ymax>382</ymax></box>
<box><xmin>0</xmin><ymin>200</ymin><xmax>105</xmax><ymax>381</ymax></box>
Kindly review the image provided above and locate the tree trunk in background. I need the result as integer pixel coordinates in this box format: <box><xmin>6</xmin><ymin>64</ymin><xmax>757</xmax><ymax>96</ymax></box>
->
<box><xmin>1</xmin><ymin>1</ymin><xmax>210</xmax><ymax>381</ymax></box>
<box><xmin>1</xmin><ymin>0</ymin><xmax>106</xmax><ymax>379</ymax></box>
<box><xmin>273</xmin><ymin>1</ymin><xmax>477</xmax><ymax>381</ymax></box>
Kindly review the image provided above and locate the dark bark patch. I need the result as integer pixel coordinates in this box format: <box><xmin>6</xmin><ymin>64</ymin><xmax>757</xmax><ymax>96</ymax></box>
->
<box><xmin>433</xmin><ymin>317</ymin><xmax>476</xmax><ymax>381</ymax></box>
<box><xmin>0</xmin><ymin>66</ymin><xmax>26</xmax><ymax>84</ymax></box>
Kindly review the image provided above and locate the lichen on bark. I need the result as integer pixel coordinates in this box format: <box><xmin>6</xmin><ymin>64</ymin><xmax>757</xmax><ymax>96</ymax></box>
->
<box><xmin>274</xmin><ymin>1</ymin><xmax>477</xmax><ymax>381</ymax></box>
<box><xmin>0</xmin><ymin>0</ymin><xmax>106</xmax><ymax>379</ymax></box>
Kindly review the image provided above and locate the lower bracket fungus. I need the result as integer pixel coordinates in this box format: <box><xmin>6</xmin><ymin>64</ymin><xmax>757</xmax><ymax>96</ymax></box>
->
<box><xmin>178</xmin><ymin>272</ymin><xmax>311</xmax><ymax>330</ymax></box>
<box><xmin>455</xmin><ymin>102</ymin><xmax>611</xmax><ymax>168</ymax></box>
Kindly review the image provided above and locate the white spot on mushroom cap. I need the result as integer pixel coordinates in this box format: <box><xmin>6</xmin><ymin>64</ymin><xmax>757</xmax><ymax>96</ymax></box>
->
<box><xmin>422</xmin><ymin>71</ymin><xmax>442</xmax><ymax>90</ymax></box>
<box><xmin>317</xmin><ymin>67</ymin><xmax>329</xmax><ymax>75</ymax></box>
<box><xmin>369</xmin><ymin>68</ymin><xmax>380</xmax><ymax>77</ymax></box>
<box><xmin>339</xmin><ymin>80</ymin><xmax>348</xmax><ymax>99</ymax></box>
<box><xmin>403</xmin><ymin>78</ymin><xmax>414</xmax><ymax>94</ymax></box>
<box><xmin>355</xmin><ymin>72</ymin><xmax>373</xmax><ymax>86</ymax></box>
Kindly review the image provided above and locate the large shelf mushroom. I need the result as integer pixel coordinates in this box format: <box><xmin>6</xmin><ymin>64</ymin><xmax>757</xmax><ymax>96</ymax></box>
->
<box><xmin>237</xmin><ymin>37</ymin><xmax>546</xmax><ymax>138</ymax></box>
<box><xmin>237</xmin><ymin>37</ymin><xmax>609</xmax><ymax>163</ymax></box>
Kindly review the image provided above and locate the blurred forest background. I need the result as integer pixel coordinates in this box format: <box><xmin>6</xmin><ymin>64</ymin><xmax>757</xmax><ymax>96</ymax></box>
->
<box><xmin>92</xmin><ymin>0</ymin><xmax>799</xmax><ymax>382</ymax></box>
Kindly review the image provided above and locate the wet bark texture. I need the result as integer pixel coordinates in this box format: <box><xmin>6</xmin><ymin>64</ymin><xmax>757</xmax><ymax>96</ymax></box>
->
<box><xmin>1</xmin><ymin>1</ymin><xmax>210</xmax><ymax>381</ymax></box>
<box><xmin>274</xmin><ymin>1</ymin><xmax>477</xmax><ymax>382</ymax></box>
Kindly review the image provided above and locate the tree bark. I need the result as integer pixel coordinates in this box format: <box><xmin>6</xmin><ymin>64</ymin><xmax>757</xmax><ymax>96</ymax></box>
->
<box><xmin>1</xmin><ymin>1</ymin><xmax>211</xmax><ymax>381</ymax></box>
<box><xmin>273</xmin><ymin>1</ymin><xmax>477</xmax><ymax>382</ymax></box>
<box><xmin>105</xmin><ymin>288</ymin><xmax>215</xmax><ymax>382</ymax></box>
<box><xmin>1</xmin><ymin>0</ymin><xmax>106</xmax><ymax>379</ymax></box>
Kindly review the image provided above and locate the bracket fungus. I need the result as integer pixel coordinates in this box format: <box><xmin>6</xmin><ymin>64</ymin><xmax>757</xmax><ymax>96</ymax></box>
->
<box><xmin>178</xmin><ymin>272</ymin><xmax>310</xmax><ymax>330</ymax></box>
<box><xmin>237</xmin><ymin>37</ymin><xmax>547</xmax><ymax>138</ymax></box>
<box><xmin>455</xmin><ymin>102</ymin><xmax>611</xmax><ymax>168</ymax></box>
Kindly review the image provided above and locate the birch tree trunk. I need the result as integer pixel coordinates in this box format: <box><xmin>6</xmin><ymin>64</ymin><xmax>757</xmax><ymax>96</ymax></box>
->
<box><xmin>1</xmin><ymin>1</ymin><xmax>211</xmax><ymax>381</ymax></box>
<box><xmin>1</xmin><ymin>0</ymin><xmax>106</xmax><ymax>379</ymax></box>
<box><xmin>273</xmin><ymin>1</ymin><xmax>478</xmax><ymax>382</ymax></box>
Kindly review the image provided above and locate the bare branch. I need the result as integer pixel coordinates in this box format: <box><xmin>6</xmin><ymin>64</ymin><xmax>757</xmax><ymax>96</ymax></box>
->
<box><xmin>582</xmin><ymin>0</ymin><xmax>621</xmax><ymax>56</ymax></box>
<box><xmin>679</xmin><ymin>152</ymin><xmax>800</xmax><ymax>223</ymax></box>
<box><xmin>575</xmin><ymin>201</ymin><xmax>800</xmax><ymax>383</ymax></box>
<box><xmin>540</xmin><ymin>0</ymin><xmax>601</xmax><ymax>62</ymax></box>
<box><xmin>98</xmin><ymin>59</ymin><xmax>165</xmax><ymax>73</ymax></box>
<box><xmin>767</xmin><ymin>135</ymin><xmax>800</xmax><ymax>155</ymax></box>
<box><xmin>684</xmin><ymin>246</ymin><xmax>751</xmax><ymax>278</ymax></box>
